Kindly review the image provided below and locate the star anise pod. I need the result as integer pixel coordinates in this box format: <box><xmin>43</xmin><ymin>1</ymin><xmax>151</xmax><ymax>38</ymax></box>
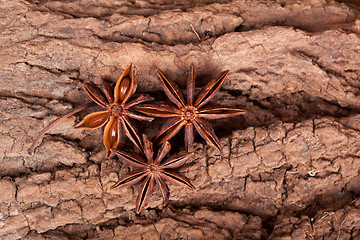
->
<box><xmin>28</xmin><ymin>63</ymin><xmax>153</xmax><ymax>158</ymax></box>
<box><xmin>134</xmin><ymin>63</ymin><xmax>246</xmax><ymax>152</ymax></box>
<box><xmin>110</xmin><ymin>135</ymin><xmax>194</xmax><ymax>214</ymax></box>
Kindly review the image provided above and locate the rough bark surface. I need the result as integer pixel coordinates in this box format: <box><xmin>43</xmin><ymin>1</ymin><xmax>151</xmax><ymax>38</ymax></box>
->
<box><xmin>1</xmin><ymin>0</ymin><xmax>360</xmax><ymax>239</ymax></box>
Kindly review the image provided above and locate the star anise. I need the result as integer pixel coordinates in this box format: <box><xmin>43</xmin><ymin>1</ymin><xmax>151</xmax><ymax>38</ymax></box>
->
<box><xmin>110</xmin><ymin>135</ymin><xmax>194</xmax><ymax>214</ymax></box>
<box><xmin>28</xmin><ymin>63</ymin><xmax>153</xmax><ymax>158</ymax></box>
<box><xmin>134</xmin><ymin>63</ymin><xmax>246</xmax><ymax>152</ymax></box>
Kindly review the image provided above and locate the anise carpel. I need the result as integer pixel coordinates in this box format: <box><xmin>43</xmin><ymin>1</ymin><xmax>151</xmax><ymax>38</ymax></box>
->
<box><xmin>110</xmin><ymin>135</ymin><xmax>194</xmax><ymax>214</ymax></box>
<box><xmin>28</xmin><ymin>63</ymin><xmax>153</xmax><ymax>158</ymax></box>
<box><xmin>134</xmin><ymin>63</ymin><xmax>246</xmax><ymax>152</ymax></box>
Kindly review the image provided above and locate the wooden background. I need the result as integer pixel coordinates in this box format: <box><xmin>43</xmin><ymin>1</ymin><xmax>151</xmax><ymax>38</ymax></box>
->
<box><xmin>0</xmin><ymin>0</ymin><xmax>359</xmax><ymax>239</ymax></box>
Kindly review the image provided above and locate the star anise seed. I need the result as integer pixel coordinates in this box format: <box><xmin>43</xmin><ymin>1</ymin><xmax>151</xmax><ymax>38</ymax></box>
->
<box><xmin>110</xmin><ymin>134</ymin><xmax>194</xmax><ymax>214</ymax></box>
<box><xmin>134</xmin><ymin>63</ymin><xmax>246</xmax><ymax>152</ymax></box>
<box><xmin>28</xmin><ymin>63</ymin><xmax>153</xmax><ymax>158</ymax></box>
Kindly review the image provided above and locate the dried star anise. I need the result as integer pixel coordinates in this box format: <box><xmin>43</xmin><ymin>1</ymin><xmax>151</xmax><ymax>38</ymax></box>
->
<box><xmin>111</xmin><ymin>135</ymin><xmax>194</xmax><ymax>213</ymax></box>
<box><xmin>134</xmin><ymin>63</ymin><xmax>246</xmax><ymax>152</ymax></box>
<box><xmin>28</xmin><ymin>63</ymin><xmax>153</xmax><ymax>158</ymax></box>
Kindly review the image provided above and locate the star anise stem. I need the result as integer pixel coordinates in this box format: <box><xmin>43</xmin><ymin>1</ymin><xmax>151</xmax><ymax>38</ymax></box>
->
<box><xmin>27</xmin><ymin>102</ymin><xmax>96</xmax><ymax>154</ymax></box>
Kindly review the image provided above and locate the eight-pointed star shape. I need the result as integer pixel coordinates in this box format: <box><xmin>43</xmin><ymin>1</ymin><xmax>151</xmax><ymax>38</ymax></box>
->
<box><xmin>134</xmin><ymin>63</ymin><xmax>246</xmax><ymax>152</ymax></box>
<box><xmin>111</xmin><ymin>135</ymin><xmax>194</xmax><ymax>213</ymax></box>
<box><xmin>28</xmin><ymin>63</ymin><xmax>153</xmax><ymax>158</ymax></box>
<box><xmin>74</xmin><ymin>63</ymin><xmax>154</xmax><ymax>157</ymax></box>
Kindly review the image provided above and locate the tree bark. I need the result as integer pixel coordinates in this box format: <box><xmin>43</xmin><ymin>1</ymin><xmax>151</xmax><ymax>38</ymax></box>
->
<box><xmin>0</xmin><ymin>0</ymin><xmax>359</xmax><ymax>239</ymax></box>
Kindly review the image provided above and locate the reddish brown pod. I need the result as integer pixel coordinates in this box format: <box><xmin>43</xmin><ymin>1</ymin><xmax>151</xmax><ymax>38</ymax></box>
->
<box><xmin>111</xmin><ymin>135</ymin><xmax>194</xmax><ymax>214</ymax></box>
<box><xmin>135</xmin><ymin>63</ymin><xmax>246</xmax><ymax>152</ymax></box>
<box><xmin>28</xmin><ymin>63</ymin><xmax>153</xmax><ymax>158</ymax></box>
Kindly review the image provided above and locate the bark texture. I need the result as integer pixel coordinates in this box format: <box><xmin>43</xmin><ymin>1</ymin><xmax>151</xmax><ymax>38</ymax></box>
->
<box><xmin>0</xmin><ymin>0</ymin><xmax>360</xmax><ymax>239</ymax></box>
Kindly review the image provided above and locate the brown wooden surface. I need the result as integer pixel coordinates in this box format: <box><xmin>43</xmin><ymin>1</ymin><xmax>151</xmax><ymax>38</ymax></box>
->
<box><xmin>0</xmin><ymin>0</ymin><xmax>360</xmax><ymax>239</ymax></box>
